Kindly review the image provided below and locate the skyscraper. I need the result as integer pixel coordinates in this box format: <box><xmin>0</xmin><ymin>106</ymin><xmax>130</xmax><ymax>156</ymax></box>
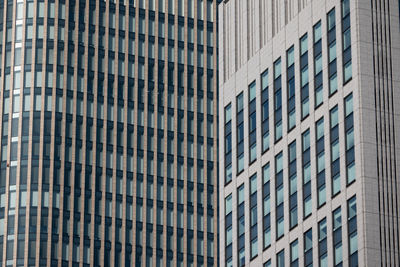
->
<box><xmin>218</xmin><ymin>0</ymin><xmax>400</xmax><ymax>266</ymax></box>
<box><xmin>0</xmin><ymin>0</ymin><xmax>219</xmax><ymax>266</ymax></box>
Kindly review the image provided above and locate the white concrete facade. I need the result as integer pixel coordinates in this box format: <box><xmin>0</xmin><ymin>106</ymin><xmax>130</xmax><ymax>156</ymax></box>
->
<box><xmin>218</xmin><ymin>0</ymin><xmax>400</xmax><ymax>266</ymax></box>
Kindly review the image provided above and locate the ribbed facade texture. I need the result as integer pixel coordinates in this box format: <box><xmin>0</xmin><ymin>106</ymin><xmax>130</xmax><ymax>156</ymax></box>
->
<box><xmin>218</xmin><ymin>0</ymin><xmax>400</xmax><ymax>266</ymax></box>
<box><xmin>0</xmin><ymin>0</ymin><xmax>219</xmax><ymax>267</ymax></box>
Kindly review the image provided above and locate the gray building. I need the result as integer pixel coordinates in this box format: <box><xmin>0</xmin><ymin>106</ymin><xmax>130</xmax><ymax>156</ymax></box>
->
<box><xmin>218</xmin><ymin>0</ymin><xmax>400</xmax><ymax>266</ymax></box>
<box><xmin>0</xmin><ymin>0</ymin><xmax>219</xmax><ymax>266</ymax></box>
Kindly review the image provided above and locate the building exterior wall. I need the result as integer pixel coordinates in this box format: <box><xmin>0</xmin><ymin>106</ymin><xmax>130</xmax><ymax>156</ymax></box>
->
<box><xmin>218</xmin><ymin>0</ymin><xmax>400</xmax><ymax>266</ymax></box>
<box><xmin>0</xmin><ymin>0</ymin><xmax>219</xmax><ymax>266</ymax></box>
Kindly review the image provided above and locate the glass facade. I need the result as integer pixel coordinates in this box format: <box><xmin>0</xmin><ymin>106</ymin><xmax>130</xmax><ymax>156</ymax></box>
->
<box><xmin>0</xmin><ymin>0</ymin><xmax>219</xmax><ymax>266</ymax></box>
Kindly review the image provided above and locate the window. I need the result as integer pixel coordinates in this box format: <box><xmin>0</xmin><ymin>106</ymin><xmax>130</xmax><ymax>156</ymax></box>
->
<box><xmin>248</xmin><ymin>81</ymin><xmax>257</xmax><ymax>163</ymax></box>
<box><xmin>333</xmin><ymin>208</ymin><xmax>343</xmax><ymax>266</ymax></box>
<box><xmin>304</xmin><ymin>229</ymin><xmax>313</xmax><ymax>267</ymax></box>
<box><xmin>277</xmin><ymin>249</ymin><xmax>285</xmax><ymax>267</ymax></box>
<box><xmin>274</xmin><ymin>59</ymin><xmax>282</xmax><ymax>142</ymax></box>
<box><xmin>236</xmin><ymin>93</ymin><xmax>244</xmax><ymax>173</ymax></box>
<box><xmin>263</xmin><ymin>163</ymin><xmax>271</xmax><ymax>249</ymax></box>
<box><xmin>261</xmin><ymin>70</ymin><xmax>270</xmax><ymax>152</ymax></box>
<box><xmin>288</xmin><ymin>141</ymin><xmax>297</xmax><ymax>228</ymax></box>
<box><xmin>225</xmin><ymin>104</ymin><xmax>233</xmax><ymax>184</ymax></box>
<box><xmin>330</xmin><ymin>106</ymin><xmax>341</xmax><ymax>195</ymax></box>
<box><xmin>344</xmin><ymin>94</ymin><xmax>355</xmax><ymax>184</ymax></box>
<box><xmin>342</xmin><ymin>0</ymin><xmax>352</xmax><ymax>82</ymax></box>
<box><xmin>287</xmin><ymin>46</ymin><xmax>296</xmax><ymax>131</ymax></box>
<box><xmin>314</xmin><ymin>21</ymin><xmax>323</xmax><ymax>107</ymax></box>
<box><xmin>37</xmin><ymin>2</ymin><xmax>45</xmax><ymax>18</ymax></box>
<box><xmin>237</xmin><ymin>184</ymin><xmax>245</xmax><ymax>266</ymax></box>
<box><xmin>318</xmin><ymin>218</ymin><xmax>328</xmax><ymax>266</ymax></box>
<box><xmin>249</xmin><ymin>174</ymin><xmax>258</xmax><ymax>258</ymax></box>
<box><xmin>168</xmin><ymin>0</ymin><xmax>175</xmax><ymax>14</ymax></box>
<box><xmin>302</xmin><ymin>130</ymin><xmax>312</xmax><ymax>218</ymax></box>
<box><xmin>198</xmin><ymin>0</ymin><xmax>204</xmax><ymax>20</ymax></box>
<box><xmin>290</xmin><ymin>239</ymin><xmax>298</xmax><ymax>267</ymax></box>
<box><xmin>347</xmin><ymin>196</ymin><xmax>358</xmax><ymax>267</ymax></box>
<box><xmin>327</xmin><ymin>9</ymin><xmax>338</xmax><ymax>94</ymax></box>
<box><xmin>316</xmin><ymin>118</ymin><xmax>326</xmax><ymax>207</ymax></box>
<box><xmin>300</xmin><ymin>34</ymin><xmax>309</xmax><ymax>119</ymax></box>
<box><xmin>275</xmin><ymin>152</ymin><xmax>284</xmax><ymax>239</ymax></box>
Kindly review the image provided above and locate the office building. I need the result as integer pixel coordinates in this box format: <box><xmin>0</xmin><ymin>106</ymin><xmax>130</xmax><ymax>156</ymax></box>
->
<box><xmin>0</xmin><ymin>0</ymin><xmax>219</xmax><ymax>266</ymax></box>
<box><xmin>218</xmin><ymin>0</ymin><xmax>400</xmax><ymax>266</ymax></box>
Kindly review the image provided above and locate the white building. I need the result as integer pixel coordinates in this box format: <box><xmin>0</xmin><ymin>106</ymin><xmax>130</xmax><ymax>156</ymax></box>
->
<box><xmin>218</xmin><ymin>0</ymin><xmax>400</xmax><ymax>266</ymax></box>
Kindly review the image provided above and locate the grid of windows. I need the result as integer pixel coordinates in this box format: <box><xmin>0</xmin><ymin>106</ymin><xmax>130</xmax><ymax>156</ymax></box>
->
<box><xmin>289</xmin><ymin>141</ymin><xmax>298</xmax><ymax>228</ymax></box>
<box><xmin>261</xmin><ymin>70</ymin><xmax>270</xmax><ymax>152</ymax></box>
<box><xmin>302</xmin><ymin>129</ymin><xmax>312</xmax><ymax>218</ymax></box>
<box><xmin>237</xmin><ymin>93</ymin><xmax>245</xmax><ymax>173</ymax></box>
<box><xmin>287</xmin><ymin>46</ymin><xmax>296</xmax><ymax>131</ymax></box>
<box><xmin>342</xmin><ymin>0</ymin><xmax>352</xmax><ymax>83</ymax></box>
<box><xmin>220</xmin><ymin>3</ymin><xmax>360</xmax><ymax>267</ymax></box>
<box><xmin>263</xmin><ymin>163</ymin><xmax>271</xmax><ymax>249</ymax></box>
<box><xmin>275</xmin><ymin>152</ymin><xmax>284</xmax><ymax>239</ymax></box>
<box><xmin>274</xmin><ymin>59</ymin><xmax>283</xmax><ymax>142</ymax></box>
<box><xmin>300</xmin><ymin>34</ymin><xmax>310</xmax><ymax>119</ymax></box>
<box><xmin>249</xmin><ymin>82</ymin><xmax>257</xmax><ymax>163</ymax></box>
<box><xmin>0</xmin><ymin>1</ymin><xmax>219</xmax><ymax>266</ymax></box>
<box><xmin>345</xmin><ymin>94</ymin><xmax>355</xmax><ymax>184</ymax></box>
<box><xmin>225</xmin><ymin>104</ymin><xmax>233</xmax><ymax>184</ymax></box>
<box><xmin>250</xmin><ymin>174</ymin><xmax>258</xmax><ymax>258</ymax></box>
<box><xmin>314</xmin><ymin>21</ymin><xmax>324</xmax><ymax>107</ymax></box>
<box><xmin>316</xmin><ymin>117</ymin><xmax>326</xmax><ymax>207</ymax></box>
